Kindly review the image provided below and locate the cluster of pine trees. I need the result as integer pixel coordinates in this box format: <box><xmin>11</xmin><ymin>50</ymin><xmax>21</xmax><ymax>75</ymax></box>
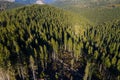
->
<box><xmin>0</xmin><ymin>4</ymin><xmax>120</xmax><ymax>80</ymax></box>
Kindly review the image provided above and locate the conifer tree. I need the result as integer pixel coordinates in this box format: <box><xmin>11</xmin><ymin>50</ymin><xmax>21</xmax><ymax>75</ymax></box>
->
<box><xmin>29</xmin><ymin>56</ymin><xmax>36</xmax><ymax>80</ymax></box>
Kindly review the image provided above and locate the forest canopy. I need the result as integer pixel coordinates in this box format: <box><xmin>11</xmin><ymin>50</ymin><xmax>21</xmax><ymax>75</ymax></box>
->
<box><xmin>0</xmin><ymin>4</ymin><xmax>120</xmax><ymax>80</ymax></box>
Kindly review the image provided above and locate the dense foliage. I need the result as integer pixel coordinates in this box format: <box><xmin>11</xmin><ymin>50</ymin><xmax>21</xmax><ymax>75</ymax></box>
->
<box><xmin>0</xmin><ymin>4</ymin><xmax>120</xmax><ymax>80</ymax></box>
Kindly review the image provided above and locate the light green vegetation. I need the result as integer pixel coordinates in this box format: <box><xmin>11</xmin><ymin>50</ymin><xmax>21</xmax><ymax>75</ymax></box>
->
<box><xmin>65</xmin><ymin>6</ymin><xmax>120</xmax><ymax>24</ymax></box>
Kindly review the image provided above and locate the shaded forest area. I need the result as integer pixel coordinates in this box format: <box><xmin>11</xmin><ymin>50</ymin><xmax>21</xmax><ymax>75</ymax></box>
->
<box><xmin>0</xmin><ymin>4</ymin><xmax>120</xmax><ymax>80</ymax></box>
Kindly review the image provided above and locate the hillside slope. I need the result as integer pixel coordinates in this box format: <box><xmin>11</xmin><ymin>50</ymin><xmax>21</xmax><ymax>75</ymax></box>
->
<box><xmin>0</xmin><ymin>4</ymin><xmax>90</xmax><ymax>80</ymax></box>
<box><xmin>52</xmin><ymin>0</ymin><xmax>120</xmax><ymax>24</ymax></box>
<box><xmin>52</xmin><ymin>0</ymin><xmax>120</xmax><ymax>8</ymax></box>
<box><xmin>65</xmin><ymin>6</ymin><xmax>120</xmax><ymax>24</ymax></box>
<box><xmin>0</xmin><ymin>1</ymin><xmax>24</xmax><ymax>11</ymax></box>
<box><xmin>0</xmin><ymin>4</ymin><xmax>120</xmax><ymax>80</ymax></box>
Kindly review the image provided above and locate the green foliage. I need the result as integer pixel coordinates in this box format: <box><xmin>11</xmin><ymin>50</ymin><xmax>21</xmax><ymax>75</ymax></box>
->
<box><xmin>0</xmin><ymin>4</ymin><xmax>119</xmax><ymax>80</ymax></box>
<box><xmin>117</xmin><ymin>60</ymin><xmax>120</xmax><ymax>71</ymax></box>
<box><xmin>53</xmin><ymin>0</ymin><xmax>120</xmax><ymax>8</ymax></box>
<box><xmin>53</xmin><ymin>2</ymin><xmax>120</xmax><ymax>25</ymax></box>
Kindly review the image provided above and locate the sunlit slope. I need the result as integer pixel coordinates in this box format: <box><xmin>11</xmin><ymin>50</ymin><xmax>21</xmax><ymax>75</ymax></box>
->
<box><xmin>67</xmin><ymin>6</ymin><xmax>120</xmax><ymax>24</ymax></box>
<box><xmin>52</xmin><ymin>0</ymin><xmax>120</xmax><ymax>25</ymax></box>
<box><xmin>52</xmin><ymin>0</ymin><xmax>120</xmax><ymax>8</ymax></box>
<box><xmin>0</xmin><ymin>4</ymin><xmax>91</xmax><ymax>37</ymax></box>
